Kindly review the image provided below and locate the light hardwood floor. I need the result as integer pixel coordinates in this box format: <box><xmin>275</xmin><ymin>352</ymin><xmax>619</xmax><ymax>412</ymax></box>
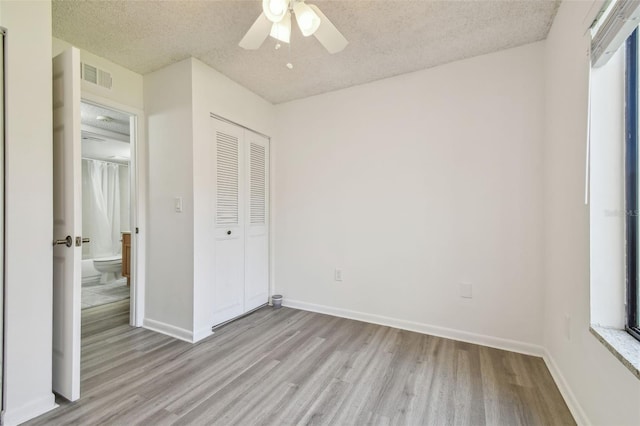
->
<box><xmin>27</xmin><ymin>300</ymin><xmax>575</xmax><ymax>425</ymax></box>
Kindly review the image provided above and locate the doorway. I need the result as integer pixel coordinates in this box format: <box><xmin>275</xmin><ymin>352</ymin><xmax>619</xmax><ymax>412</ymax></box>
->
<box><xmin>79</xmin><ymin>101</ymin><xmax>133</xmax><ymax>312</ymax></box>
<box><xmin>53</xmin><ymin>47</ymin><xmax>145</xmax><ymax>402</ymax></box>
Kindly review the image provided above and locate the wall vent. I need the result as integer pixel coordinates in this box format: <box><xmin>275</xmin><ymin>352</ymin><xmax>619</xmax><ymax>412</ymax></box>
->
<box><xmin>81</xmin><ymin>62</ymin><xmax>112</xmax><ymax>90</ymax></box>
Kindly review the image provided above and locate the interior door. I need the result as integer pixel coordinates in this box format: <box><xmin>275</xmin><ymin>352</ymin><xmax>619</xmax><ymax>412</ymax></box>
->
<box><xmin>212</xmin><ymin>118</ymin><xmax>245</xmax><ymax>325</ymax></box>
<box><xmin>52</xmin><ymin>47</ymin><xmax>82</xmax><ymax>401</ymax></box>
<box><xmin>244</xmin><ymin>132</ymin><xmax>269</xmax><ymax>312</ymax></box>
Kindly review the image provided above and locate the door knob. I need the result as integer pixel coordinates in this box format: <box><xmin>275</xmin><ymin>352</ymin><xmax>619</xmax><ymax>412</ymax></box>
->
<box><xmin>227</xmin><ymin>230</ymin><xmax>232</xmax><ymax>235</ymax></box>
<box><xmin>53</xmin><ymin>235</ymin><xmax>73</xmax><ymax>248</ymax></box>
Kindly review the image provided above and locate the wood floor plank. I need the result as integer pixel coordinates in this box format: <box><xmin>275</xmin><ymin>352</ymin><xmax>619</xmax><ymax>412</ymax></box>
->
<box><xmin>25</xmin><ymin>304</ymin><xmax>576</xmax><ymax>426</ymax></box>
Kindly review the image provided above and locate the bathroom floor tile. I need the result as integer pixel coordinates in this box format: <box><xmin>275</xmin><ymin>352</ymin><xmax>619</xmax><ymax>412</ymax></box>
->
<box><xmin>82</xmin><ymin>278</ymin><xmax>129</xmax><ymax>309</ymax></box>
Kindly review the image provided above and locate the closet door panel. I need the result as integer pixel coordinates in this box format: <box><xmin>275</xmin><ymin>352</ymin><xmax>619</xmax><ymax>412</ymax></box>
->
<box><xmin>244</xmin><ymin>132</ymin><xmax>269</xmax><ymax>312</ymax></box>
<box><xmin>212</xmin><ymin>119</ymin><xmax>245</xmax><ymax>325</ymax></box>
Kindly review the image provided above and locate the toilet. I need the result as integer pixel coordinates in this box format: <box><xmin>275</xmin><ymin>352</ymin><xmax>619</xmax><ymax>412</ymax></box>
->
<box><xmin>93</xmin><ymin>255</ymin><xmax>122</xmax><ymax>284</ymax></box>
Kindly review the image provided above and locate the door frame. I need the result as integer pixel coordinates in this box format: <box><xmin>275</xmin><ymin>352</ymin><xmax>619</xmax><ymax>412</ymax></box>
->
<box><xmin>0</xmin><ymin>26</ymin><xmax>6</xmax><ymax>415</ymax></box>
<box><xmin>81</xmin><ymin>93</ymin><xmax>146</xmax><ymax>327</ymax></box>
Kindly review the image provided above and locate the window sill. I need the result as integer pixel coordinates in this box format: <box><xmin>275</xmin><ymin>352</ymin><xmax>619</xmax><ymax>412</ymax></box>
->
<box><xmin>590</xmin><ymin>325</ymin><xmax>640</xmax><ymax>380</ymax></box>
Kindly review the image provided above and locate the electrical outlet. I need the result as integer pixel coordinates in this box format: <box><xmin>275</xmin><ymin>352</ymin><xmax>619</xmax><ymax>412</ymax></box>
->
<box><xmin>459</xmin><ymin>282</ymin><xmax>472</xmax><ymax>299</ymax></box>
<box><xmin>564</xmin><ymin>314</ymin><xmax>571</xmax><ymax>340</ymax></box>
<box><xmin>334</xmin><ymin>268</ymin><xmax>343</xmax><ymax>282</ymax></box>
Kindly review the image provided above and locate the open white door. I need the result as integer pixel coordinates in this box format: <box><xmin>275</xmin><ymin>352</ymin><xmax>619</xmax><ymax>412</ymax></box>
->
<box><xmin>52</xmin><ymin>47</ymin><xmax>82</xmax><ymax>401</ymax></box>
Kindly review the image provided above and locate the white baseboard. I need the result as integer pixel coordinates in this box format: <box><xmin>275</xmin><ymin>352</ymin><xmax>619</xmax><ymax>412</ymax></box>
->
<box><xmin>143</xmin><ymin>317</ymin><xmax>193</xmax><ymax>343</ymax></box>
<box><xmin>1</xmin><ymin>393</ymin><xmax>57</xmax><ymax>426</ymax></box>
<box><xmin>143</xmin><ymin>319</ymin><xmax>215</xmax><ymax>344</ymax></box>
<box><xmin>543</xmin><ymin>349</ymin><xmax>590</xmax><ymax>426</ymax></box>
<box><xmin>283</xmin><ymin>299</ymin><xmax>544</xmax><ymax>357</ymax></box>
<box><xmin>193</xmin><ymin>326</ymin><xmax>215</xmax><ymax>343</ymax></box>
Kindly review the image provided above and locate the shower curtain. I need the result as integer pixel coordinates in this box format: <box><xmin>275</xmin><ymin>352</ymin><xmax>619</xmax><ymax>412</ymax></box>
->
<box><xmin>86</xmin><ymin>160</ymin><xmax>121</xmax><ymax>258</ymax></box>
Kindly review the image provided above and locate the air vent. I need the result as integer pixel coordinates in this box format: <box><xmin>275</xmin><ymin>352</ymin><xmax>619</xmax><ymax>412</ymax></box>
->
<box><xmin>81</xmin><ymin>62</ymin><xmax>112</xmax><ymax>90</ymax></box>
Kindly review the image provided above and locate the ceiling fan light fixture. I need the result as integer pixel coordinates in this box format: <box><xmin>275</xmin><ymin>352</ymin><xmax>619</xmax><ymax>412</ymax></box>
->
<box><xmin>269</xmin><ymin>11</ymin><xmax>291</xmax><ymax>43</ymax></box>
<box><xmin>240</xmin><ymin>1</ymin><xmax>347</xmax><ymax>54</ymax></box>
<box><xmin>293</xmin><ymin>1</ymin><xmax>321</xmax><ymax>37</ymax></box>
<box><xmin>262</xmin><ymin>0</ymin><xmax>290</xmax><ymax>23</ymax></box>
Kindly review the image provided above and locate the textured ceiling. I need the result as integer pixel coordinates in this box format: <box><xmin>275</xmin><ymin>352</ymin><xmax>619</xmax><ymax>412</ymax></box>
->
<box><xmin>81</xmin><ymin>102</ymin><xmax>130</xmax><ymax>136</ymax></box>
<box><xmin>53</xmin><ymin>0</ymin><xmax>559</xmax><ymax>104</ymax></box>
<box><xmin>81</xmin><ymin>102</ymin><xmax>131</xmax><ymax>162</ymax></box>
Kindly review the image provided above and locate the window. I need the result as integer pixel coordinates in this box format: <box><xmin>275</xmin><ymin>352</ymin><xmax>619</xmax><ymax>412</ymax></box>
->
<box><xmin>588</xmin><ymin>1</ymin><xmax>640</xmax><ymax>375</ymax></box>
<box><xmin>625</xmin><ymin>29</ymin><xmax>640</xmax><ymax>341</ymax></box>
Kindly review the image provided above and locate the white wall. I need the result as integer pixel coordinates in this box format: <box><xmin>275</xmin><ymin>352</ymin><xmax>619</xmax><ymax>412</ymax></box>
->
<box><xmin>53</xmin><ymin>37</ymin><xmax>143</xmax><ymax>110</ymax></box>
<box><xmin>0</xmin><ymin>1</ymin><xmax>57</xmax><ymax>424</ymax></box>
<box><xmin>144</xmin><ymin>57</ymin><xmax>275</xmax><ymax>341</ymax></box>
<box><xmin>543</xmin><ymin>1</ymin><xmax>640</xmax><ymax>425</ymax></box>
<box><xmin>144</xmin><ymin>59</ymin><xmax>195</xmax><ymax>336</ymax></box>
<box><xmin>274</xmin><ymin>42</ymin><xmax>545</xmax><ymax>351</ymax></box>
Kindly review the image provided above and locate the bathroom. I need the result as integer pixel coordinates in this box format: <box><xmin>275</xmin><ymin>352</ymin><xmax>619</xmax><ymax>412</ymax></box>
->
<box><xmin>80</xmin><ymin>102</ymin><xmax>132</xmax><ymax>309</ymax></box>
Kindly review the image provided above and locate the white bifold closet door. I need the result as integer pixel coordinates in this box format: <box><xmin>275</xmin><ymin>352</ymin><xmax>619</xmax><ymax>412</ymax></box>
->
<box><xmin>212</xmin><ymin>118</ymin><xmax>269</xmax><ymax>326</ymax></box>
<box><xmin>244</xmin><ymin>131</ymin><xmax>270</xmax><ymax>312</ymax></box>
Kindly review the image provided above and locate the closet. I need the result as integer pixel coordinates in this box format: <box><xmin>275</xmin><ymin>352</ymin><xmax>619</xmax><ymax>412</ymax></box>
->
<box><xmin>211</xmin><ymin>117</ymin><xmax>270</xmax><ymax>326</ymax></box>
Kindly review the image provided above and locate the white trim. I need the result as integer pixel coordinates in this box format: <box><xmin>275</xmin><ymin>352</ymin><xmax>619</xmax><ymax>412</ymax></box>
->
<box><xmin>143</xmin><ymin>318</ymin><xmax>192</xmax><ymax>343</ymax></box>
<box><xmin>543</xmin><ymin>349</ymin><xmax>591</xmax><ymax>426</ymax></box>
<box><xmin>193</xmin><ymin>327</ymin><xmax>215</xmax><ymax>343</ymax></box>
<box><xmin>1</xmin><ymin>393</ymin><xmax>57</xmax><ymax>426</ymax></box>
<box><xmin>283</xmin><ymin>299</ymin><xmax>544</xmax><ymax>357</ymax></box>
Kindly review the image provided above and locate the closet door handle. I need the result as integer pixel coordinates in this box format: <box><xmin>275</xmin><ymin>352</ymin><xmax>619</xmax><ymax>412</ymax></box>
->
<box><xmin>227</xmin><ymin>230</ymin><xmax>232</xmax><ymax>235</ymax></box>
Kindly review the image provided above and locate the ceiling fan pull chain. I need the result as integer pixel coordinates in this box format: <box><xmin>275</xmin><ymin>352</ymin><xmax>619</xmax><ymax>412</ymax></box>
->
<box><xmin>287</xmin><ymin>38</ymin><xmax>294</xmax><ymax>69</ymax></box>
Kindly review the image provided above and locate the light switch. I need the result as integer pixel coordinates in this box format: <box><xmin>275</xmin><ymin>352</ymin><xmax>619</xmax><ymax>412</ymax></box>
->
<box><xmin>174</xmin><ymin>197</ymin><xmax>183</xmax><ymax>213</ymax></box>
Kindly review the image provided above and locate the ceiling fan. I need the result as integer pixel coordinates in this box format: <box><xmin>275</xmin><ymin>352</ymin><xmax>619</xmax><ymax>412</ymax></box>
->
<box><xmin>239</xmin><ymin>0</ymin><xmax>348</xmax><ymax>54</ymax></box>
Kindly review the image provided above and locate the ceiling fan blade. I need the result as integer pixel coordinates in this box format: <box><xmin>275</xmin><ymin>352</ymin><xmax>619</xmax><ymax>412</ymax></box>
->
<box><xmin>239</xmin><ymin>13</ymin><xmax>272</xmax><ymax>50</ymax></box>
<box><xmin>308</xmin><ymin>4</ymin><xmax>348</xmax><ymax>54</ymax></box>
